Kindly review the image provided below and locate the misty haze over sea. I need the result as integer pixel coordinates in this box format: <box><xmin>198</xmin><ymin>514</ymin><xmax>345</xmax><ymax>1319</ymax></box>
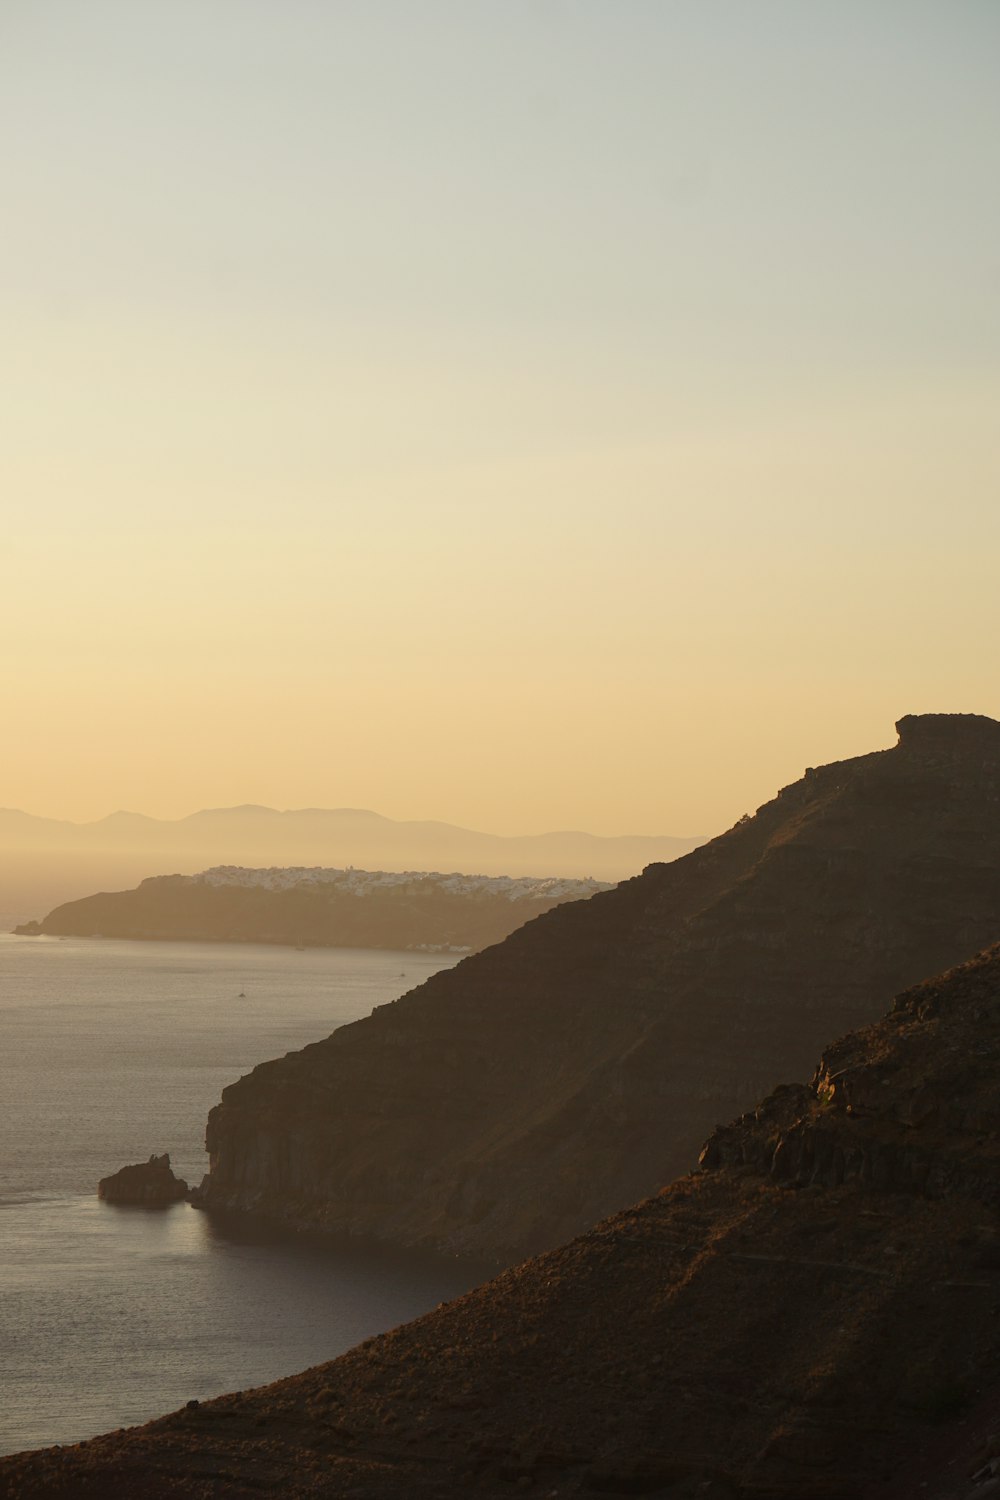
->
<box><xmin>0</xmin><ymin>803</ymin><xmax>703</xmax><ymax>930</ymax></box>
<box><xmin>0</xmin><ymin>934</ymin><xmax>481</xmax><ymax>1456</ymax></box>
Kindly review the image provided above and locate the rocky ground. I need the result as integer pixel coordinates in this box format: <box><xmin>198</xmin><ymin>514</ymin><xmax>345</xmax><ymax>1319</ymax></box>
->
<box><xmin>8</xmin><ymin>944</ymin><xmax>1000</xmax><ymax>1496</ymax></box>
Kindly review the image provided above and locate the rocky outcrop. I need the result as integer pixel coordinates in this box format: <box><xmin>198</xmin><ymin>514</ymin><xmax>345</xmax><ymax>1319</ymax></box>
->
<box><xmin>97</xmin><ymin>1153</ymin><xmax>188</xmax><ymax>1206</ymax></box>
<box><xmin>194</xmin><ymin>713</ymin><xmax>1000</xmax><ymax>1263</ymax></box>
<box><xmin>11</xmin><ymin>945</ymin><xmax>1000</xmax><ymax>1498</ymax></box>
<box><xmin>701</xmin><ymin>943</ymin><xmax>1000</xmax><ymax>1204</ymax></box>
<box><xmin>14</xmin><ymin>868</ymin><xmax>612</xmax><ymax>955</ymax></box>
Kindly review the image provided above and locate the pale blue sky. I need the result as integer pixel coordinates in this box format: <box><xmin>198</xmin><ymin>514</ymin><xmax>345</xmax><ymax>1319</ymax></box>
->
<box><xmin>2</xmin><ymin>2</ymin><xmax>998</xmax><ymax>831</ymax></box>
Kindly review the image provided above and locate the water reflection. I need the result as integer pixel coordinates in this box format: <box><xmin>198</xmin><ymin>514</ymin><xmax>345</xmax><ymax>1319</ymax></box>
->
<box><xmin>3</xmin><ymin>1195</ymin><xmax>488</xmax><ymax>1455</ymax></box>
<box><xmin>0</xmin><ymin>936</ymin><xmax>469</xmax><ymax>1456</ymax></box>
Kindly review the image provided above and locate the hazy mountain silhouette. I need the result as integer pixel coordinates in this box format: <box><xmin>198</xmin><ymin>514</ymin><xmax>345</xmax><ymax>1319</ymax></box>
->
<box><xmin>0</xmin><ymin>806</ymin><xmax>703</xmax><ymax>926</ymax></box>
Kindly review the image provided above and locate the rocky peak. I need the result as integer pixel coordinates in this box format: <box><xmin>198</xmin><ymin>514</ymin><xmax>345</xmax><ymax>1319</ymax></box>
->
<box><xmin>895</xmin><ymin>711</ymin><xmax>1000</xmax><ymax>757</ymax></box>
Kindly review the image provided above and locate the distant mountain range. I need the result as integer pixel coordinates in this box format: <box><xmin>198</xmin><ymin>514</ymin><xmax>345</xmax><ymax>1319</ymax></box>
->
<box><xmin>0</xmin><ymin>805</ymin><xmax>704</xmax><ymax>926</ymax></box>
<box><xmin>0</xmin><ymin>804</ymin><xmax>702</xmax><ymax>873</ymax></box>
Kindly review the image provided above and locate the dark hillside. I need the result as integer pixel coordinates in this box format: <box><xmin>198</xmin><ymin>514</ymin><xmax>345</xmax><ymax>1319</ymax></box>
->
<box><xmin>9</xmin><ymin>944</ymin><xmax>1000</xmax><ymax>1496</ymax></box>
<box><xmin>197</xmin><ymin>713</ymin><xmax>1000</xmax><ymax>1261</ymax></box>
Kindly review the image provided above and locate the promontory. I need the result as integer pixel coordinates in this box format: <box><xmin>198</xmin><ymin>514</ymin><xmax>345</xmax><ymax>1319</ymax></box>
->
<box><xmin>14</xmin><ymin>867</ymin><xmax>612</xmax><ymax>955</ymax></box>
<box><xmin>194</xmin><ymin>713</ymin><xmax>1000</xmax><ymax>1262</ymax></box>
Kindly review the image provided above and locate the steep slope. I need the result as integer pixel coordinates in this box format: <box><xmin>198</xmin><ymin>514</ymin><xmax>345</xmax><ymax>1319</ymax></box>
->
<box><xmin>14</xmin><ymin>867</ymin><xmax>611</xmax><ymax>955</ymax></box>
<box><xmin>194</xmin><ymin>713</ymin><xmax>1000</xmax><ymax>1262</ymax></box>
<box><xmin>8</xmin><ymin>945</ymin><xmax>1000</xmax><ymax>1498</ymax></box>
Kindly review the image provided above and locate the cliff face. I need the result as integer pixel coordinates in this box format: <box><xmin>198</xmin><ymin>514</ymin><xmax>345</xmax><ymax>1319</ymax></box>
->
<box><xmin>15</xmin><ymin>867</ymin><xmax>610</xmax><ymax>955</ymax></box>
<box><xmin>197</xmin><ymin>713</ymin><xmax>1000</xmax><ymax>1262</ymax></box>
<box><xmin>10</xmin><ymin>945</ymin><xmax>1000</xmax><ymax>1498</ymax></box>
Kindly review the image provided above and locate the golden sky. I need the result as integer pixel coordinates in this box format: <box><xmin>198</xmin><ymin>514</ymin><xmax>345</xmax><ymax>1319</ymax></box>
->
<box><xmin>2</xmin><ymin>3</ymin><xmax>998</xmax><ymax>837</ymax></box>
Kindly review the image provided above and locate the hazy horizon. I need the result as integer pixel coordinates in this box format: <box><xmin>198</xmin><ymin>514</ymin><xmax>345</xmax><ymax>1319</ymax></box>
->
<box><xmin>3</xmin><ymin>2</ymin><xmax>998</xmax><ymax>835</ymax></box>
<box><xmin>0</xmin><ymin>798</ymin><xmax>708</xmax><ymax>926</ymax></box>
<box><xmin>3</xmin><ymin>3</ymin><xmax>1000</xmax><ymax>1473</ymax></box>
<box><xmin>2</xmin><ymin>798</ymin><xmax>704</xmax><ymax>839</ymax></box>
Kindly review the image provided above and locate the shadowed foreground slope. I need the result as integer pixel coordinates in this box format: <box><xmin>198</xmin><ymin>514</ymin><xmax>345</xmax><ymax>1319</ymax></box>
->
<box><xmin>8</xmin><ymin>946</ymin><xmax>1000</xmax><ymax>1497</ymax></box>
<box><xmin>198</xmin><ymin>713</ymin><xmax>1000</xmax><ymax>1261</ymax></box>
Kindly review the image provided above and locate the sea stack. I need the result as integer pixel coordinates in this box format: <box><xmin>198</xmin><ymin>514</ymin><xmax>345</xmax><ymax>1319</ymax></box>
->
<box><xmin>97</xmin><ymin>1153</ymin><xmax>188</xmax><ymax>1206</ymax></box>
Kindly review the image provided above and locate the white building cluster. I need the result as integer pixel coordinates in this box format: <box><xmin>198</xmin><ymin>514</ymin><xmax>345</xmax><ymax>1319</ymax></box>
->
<box><xmin>193</xmin><ymin>865</ymin><xmax>611</xmax><ymax>903</ymax></box>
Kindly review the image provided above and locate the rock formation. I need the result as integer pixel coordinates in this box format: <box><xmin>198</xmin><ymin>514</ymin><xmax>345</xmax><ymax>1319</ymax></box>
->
<box><xmin>97</xmin><ymin>1153</ymin><xmax>188</xmax><ymax>1206</ymax></box>
<box><xmin>194</xmin><ymin>713</ymin><xmax>1000</xmax><ymax>1262</ymax></box>
<box><xmin>14</xmin><ymin>867</ymin><xmax>612</xmax><ymax>955</ymax></box>
<box><xmin>9</xmin><ymin>944</ymin><xmax>1000</xmax><ymax>1497</ymax></box>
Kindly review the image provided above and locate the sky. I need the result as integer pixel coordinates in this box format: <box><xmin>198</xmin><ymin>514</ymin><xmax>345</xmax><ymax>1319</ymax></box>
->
<box><xmin>2</xmin><ymin>1</ymin><xmax>998</xmax><ymax>837</ymax></box>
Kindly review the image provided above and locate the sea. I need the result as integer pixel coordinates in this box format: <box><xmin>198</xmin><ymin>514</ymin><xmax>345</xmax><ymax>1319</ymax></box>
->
<box><xmin>0</xmin><ymin>932</ymin><xmax>483</xmax><ymax>1457</ymax></box>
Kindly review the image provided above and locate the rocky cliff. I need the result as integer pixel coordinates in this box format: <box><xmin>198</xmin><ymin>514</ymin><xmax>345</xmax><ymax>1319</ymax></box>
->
<box><xmin>192</xmin><ymin>714</ymin><xmax>1000</xmax><ymax>1263</ymax></box>
<box><xmin>14</xmin><ymin>867</ymin><xmax>609</xmax><ymax>955</ymax></box>
<box><xmin>9</xmin><ymin>944</ymin><xmax>1000</xmax><ymax>1497</ymax></box>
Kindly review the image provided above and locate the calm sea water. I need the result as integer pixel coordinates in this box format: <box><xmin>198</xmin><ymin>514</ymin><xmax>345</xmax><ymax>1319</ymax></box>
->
<box><xmin>0</xmin><ymin>933</ymin><xmax>480</xmax><ymax>1457</ymax></box>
